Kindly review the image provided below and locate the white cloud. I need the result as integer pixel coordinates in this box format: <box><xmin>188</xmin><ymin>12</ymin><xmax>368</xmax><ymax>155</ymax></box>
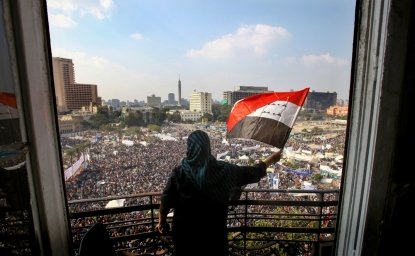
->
<box><xmin>47</xmin><ymin>0</ymin><xmax>114</xmax><ymax>21</ymax></box>
<box><xmin>49</xmin><ymin>13</ymin><xmax>77</xmax><ymax>28</ymax></box>
<box><xmin>301</xmin><ymin>53</ymin><xmax>349</xmax><ymax>67</ymax></box>
<box><xmin>130</xmin><ymin>33</ymin><xmax>143</xmax><ymax>41</ymax></box>
<box><xmin>52</xmin><ymin>48</ymin><xmax>109</xmax><ymax>68</ymax></box>
<box><xmin>47</xmin><ymin>0</ymin><xmax>77</xmax><ymax>12</ymax></box>
<box><xmin>281</xmin><ymin>56</ymin><xmax>296</xmax><ymax>65</ymax></box>
<box><xmin>186</xmin><ymin>24</ymin><xmax>290</xmax><ymax>59</ymax></box>
<box><xmin>50</xmin><ymin>48</ymin><xmax>160</xmax><ymax>100</ymax></box>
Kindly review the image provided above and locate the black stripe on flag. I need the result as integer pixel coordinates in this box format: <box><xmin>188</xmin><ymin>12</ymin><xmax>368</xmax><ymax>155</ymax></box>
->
<box><xmin>227</xmin><ymin>116</ymin><xmax>291</xmax><ymax>148</ymax></box>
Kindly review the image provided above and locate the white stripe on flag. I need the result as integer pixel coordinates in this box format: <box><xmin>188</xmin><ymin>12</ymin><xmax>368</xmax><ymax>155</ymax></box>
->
<box><xmin>246</xmin><ymin>100</ymin><xmax>300</xmax><ymax>128</ymax></box>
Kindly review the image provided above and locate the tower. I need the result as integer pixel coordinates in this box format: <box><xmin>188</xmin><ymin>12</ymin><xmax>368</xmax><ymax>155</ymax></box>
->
<box><xmin>178</xmin><ymin>76</ymin><xmax>181</xmax><ymax>106</ymax></box>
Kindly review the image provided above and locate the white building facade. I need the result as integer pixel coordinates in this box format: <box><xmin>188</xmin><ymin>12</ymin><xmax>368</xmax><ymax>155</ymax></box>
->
<box><xmin>189</xmin><ymin>91</ymin><xmax>212</xmax><ymax>114</ymax></box>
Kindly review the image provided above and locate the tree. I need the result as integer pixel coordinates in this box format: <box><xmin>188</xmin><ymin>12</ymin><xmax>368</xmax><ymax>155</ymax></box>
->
<box><xmin>212</xmin><ymin>103</ymin><xmax>232</xmax><ymax>121</ymax></box>
<box><xmin>312</xmin><ymin>173</ymin><xmax>323</xmax><ymax>184</ymax></box>
<box><xmin>311</xmin><ymin>126</ymin><xmax>323</xmax><ymax>134</ymax></box>
<box><xmin>147</xmin><ymin>124</ymin><xmax>161</xmax><ymax>132</ymax></box>
<box><xmin>124</xmin><ymin>111</ymin><xmax>142</xmax><ymax>126</ymax></box>
<box><xmin>201</xmin><ymin>113</ymin><xmax>213</xmax><ymax>122</ymax></box>
<box><xmin>171</xmin><ymin>111</ymin><xmax>181</xmax><ymax>122</ymax></box>
<box><xmin>65</xmin><ymin>148</ymin><xmax>76</xmax><ymax>165</ymax></box>
<box><xmin>97</xmin><ymin>106</ymin><xmax>110</xmax><ymax>118</ymax></box>
<box><xmin>86</xmin><ymin>113</ymin><xmax>110</xmax><ymax>129</ymax></box>
<box><xmin>150</xmin><ymin>108</ymin><xmax>166</xmax><ymax>125</ymax></box>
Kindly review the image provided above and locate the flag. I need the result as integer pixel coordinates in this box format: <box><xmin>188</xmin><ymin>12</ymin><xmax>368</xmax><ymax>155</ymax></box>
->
<box><xmin>226</xmin><ymin>88</ymin><xmax>309</xmax><ymax>148</ymax></box>
<box><xmin>0</xmin><ymin>92</ymin><xmax>17</xmax><ymax>108</ymax></box>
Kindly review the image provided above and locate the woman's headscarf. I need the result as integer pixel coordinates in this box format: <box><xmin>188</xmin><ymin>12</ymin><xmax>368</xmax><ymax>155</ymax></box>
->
<box><xmin>181</xmin><ymin>130</ymin><xmax>216</xmax><ymax>189</ymax></box>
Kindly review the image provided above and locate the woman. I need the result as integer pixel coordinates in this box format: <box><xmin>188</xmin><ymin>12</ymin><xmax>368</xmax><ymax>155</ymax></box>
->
<box><xmin>156</xmin><ymin>130</ymin><xmax>282</xmax><ymax>256</ymax></box>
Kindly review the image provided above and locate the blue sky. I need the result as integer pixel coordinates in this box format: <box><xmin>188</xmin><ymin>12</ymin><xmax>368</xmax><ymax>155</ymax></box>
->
<box><xmin>46</xmin><ymin>0</ymin><xmax>356</xmax><ymax>102</ymax></box>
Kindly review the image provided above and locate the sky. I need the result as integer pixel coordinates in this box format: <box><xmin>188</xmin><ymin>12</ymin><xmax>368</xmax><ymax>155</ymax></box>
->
<box><xmin>46</xmin><ymin>0</ymin><xmax>356</xmax><ymax>102</ymax></box>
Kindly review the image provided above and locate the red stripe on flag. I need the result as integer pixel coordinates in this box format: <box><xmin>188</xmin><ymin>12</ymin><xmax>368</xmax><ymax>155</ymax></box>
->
<box><xmin>226</xmin><ymin>88</ymin><xmax>309</xmax><ymax>133</ymax></box>
<box><xmin>0</xmin><ymin>92</ymin><xmax>17</xmax><ymax>108</ymax></box>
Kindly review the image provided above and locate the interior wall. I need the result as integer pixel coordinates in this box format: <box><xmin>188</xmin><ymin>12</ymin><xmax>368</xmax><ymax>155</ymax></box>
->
<box><xmin>363</xmin><ymin>0</ymin><xmax>414</xmax><ymax>255</ymax></box>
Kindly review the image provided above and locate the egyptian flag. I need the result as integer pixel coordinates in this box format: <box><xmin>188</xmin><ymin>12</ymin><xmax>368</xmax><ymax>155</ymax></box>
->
<box><xmin>226</xmin><ymin>88</ymin><xmax>309</xmax><ymax>148</ymax></box>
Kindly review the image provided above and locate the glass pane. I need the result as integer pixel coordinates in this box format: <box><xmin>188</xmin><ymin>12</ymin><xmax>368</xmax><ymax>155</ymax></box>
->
<box><xmin>0</xmin><ymin>2</ymin><xmax>35</xmax><ymax>255</ymax></box>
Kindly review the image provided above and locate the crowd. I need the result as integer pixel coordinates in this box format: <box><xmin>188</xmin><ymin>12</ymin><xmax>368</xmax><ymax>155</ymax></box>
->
<box><xmin>64</xmin><ymin>123</ymin><xmax>342</xmax><ymax>254</ymax></box>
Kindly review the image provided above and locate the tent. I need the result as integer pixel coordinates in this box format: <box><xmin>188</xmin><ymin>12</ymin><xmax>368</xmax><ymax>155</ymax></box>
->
<box><xmin>105</xmin><ymin>199</ymin><xmax>125</xmax><ymax>209</ymax></box>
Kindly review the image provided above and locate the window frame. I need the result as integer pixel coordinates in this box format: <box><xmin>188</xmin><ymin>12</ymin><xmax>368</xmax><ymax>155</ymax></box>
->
<box><xmin>7</xmin><ymin>0</ymin><xmax>402</xmax><ymax>255</ymax></box>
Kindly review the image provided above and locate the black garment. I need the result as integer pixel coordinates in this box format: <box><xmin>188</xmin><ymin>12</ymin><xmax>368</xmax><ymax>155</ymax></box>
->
<box><xmin>78</xmin><ymin>222</ymin><xmax>116</xmax><ymax>256</ymax></box>
<box><xmin>161</xmin><ymin>161</ymin><xmax>267</xmax><ymax>256</ymax></box>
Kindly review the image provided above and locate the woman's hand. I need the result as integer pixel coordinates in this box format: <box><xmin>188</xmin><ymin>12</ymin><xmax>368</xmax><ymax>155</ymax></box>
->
<box><xmin>156</xmin><ymin>221</ymin><xmax>170</xmax><ymax>234</ymax></box>
<box><xmin>263</xmin><ymin>150</ymin><xmax>282</xmax><ymax>167</ymax></box>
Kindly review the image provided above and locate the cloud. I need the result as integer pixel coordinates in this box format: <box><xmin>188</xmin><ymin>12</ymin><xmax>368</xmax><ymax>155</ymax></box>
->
<box><xmin>52</xmin><ymin>48</ymin><xmax>109</xmax><ymax>68</ymax></box>
<box><xmin>186</xmin><ymin>24</ymin><xmax>290</xmax><ymax>59</ymax></box>
<box><xmin>47</xmin><ymin>0</ymin><xmax>114</xmax><ymax>21</ymax></box>
<box><xmin>49</xmin><ymin>13</ymin><xmax>77</xmax><ymax>28</ymax></box>
<box><xmin>130</xmin><ymin>33</ymin><xmax>144</xmax><ymax>41</ymax></box>
<box><xmin>301</xmin><ymin>53</ymin><xmax>349</xmax><ymax>67</ymax></box>
<box><xmin>50</xmin><ymin>48</ymin><xmax>158</xmax><ymax>100</ymax></box>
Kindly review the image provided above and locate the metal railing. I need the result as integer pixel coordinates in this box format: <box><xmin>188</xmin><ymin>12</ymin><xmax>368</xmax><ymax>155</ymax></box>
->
<box><xmin>68</xmin><ymin>189</ymin><xmax>339</xmax><ymax>256</ymax></box>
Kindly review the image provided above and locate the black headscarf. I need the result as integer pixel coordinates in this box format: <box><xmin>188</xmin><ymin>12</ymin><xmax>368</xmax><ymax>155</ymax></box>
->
<box><xmin>181</xmin><ymin>130</ymin><xmax>216</xmax><ymax>190</ymax></box>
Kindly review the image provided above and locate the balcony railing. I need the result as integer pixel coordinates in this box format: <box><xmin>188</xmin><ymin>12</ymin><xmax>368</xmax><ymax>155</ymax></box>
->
<box><xmin>68</xmin><ymin>189</ymin><xmax>339</xmax><ymax>256</ymax></box>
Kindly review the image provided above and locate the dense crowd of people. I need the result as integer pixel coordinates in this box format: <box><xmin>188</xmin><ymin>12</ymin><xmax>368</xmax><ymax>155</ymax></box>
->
<box><xmin>62</xmin><ymin>122</ymin><xmax>344</xmax><ymax>254</ymax></box>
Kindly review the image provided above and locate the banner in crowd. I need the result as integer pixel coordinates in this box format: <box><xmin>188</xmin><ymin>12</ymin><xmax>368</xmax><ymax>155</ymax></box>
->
<box><xmin>277</xmin><ymin>163</ymin><xmax>312</xmax><ymax>177</ymax></box>
<box><xmin>64</xmin><ymin>154</ymin><xmax>85</xmax><ymax>181</ymax></box>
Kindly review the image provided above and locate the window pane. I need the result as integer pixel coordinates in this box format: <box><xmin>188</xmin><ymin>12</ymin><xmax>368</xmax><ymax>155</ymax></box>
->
<box><xmin>0</xmin><ymin>2</ymin><xmax>35</xmax><ymax>254</ymax></box>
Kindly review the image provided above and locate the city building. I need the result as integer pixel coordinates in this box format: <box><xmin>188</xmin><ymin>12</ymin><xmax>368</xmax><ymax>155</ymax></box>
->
<box><xmin>336</xmin><ymin>98</ymin><xmax>349</xmax><ymax>106</ymax></box>
<box><xmin>121</xmin><ymin>106</ymin><xmax>156</xmax><ymax>124</ymax></box>
<box><xmin>58</xmin><ymin>115</ymin><xmax>83</xmax><ymax>134</ymax></box>
<box><xmin>179</xmin><ymin>110</ymin><xmax>203</xmax><ymax>122</ymax></box>
<box><xmin>64</xmin><ymin>83</ymin><xmax>100</xmax><ymax>110</ymax></box>
<box><xmin>52</xmin><ymin>57</ymin><xmax>101</xmax><ymax>111</ymax></box>
<box><xmin>167</xmin><ymin>93</ymin><xmax>175</xmax><ymax>105</ymax></box>
<box><xmin>326</xmin><ymin>105</ymin><xmax>349</xmax><ymax>116</ymax></box>
<box><xmin>189</xmin><ymin>91</ymin><xmax>212</xmax><ymax>114</ymax></box>
<box><xmin>146</xmin><ymin>94</ymin><xmax>161</xmax><ymax>108</ymax></box>
<box><xmin>107</xmin><ymin>99</ymin><xmax>121</xmax><ymax>110</ymax></box>
<box><xmin>304</xmin><ymin>91</ymin><xmax>337</xmax><ymax>111</ymax></box>
<box><xmin>52</xmin><ymin>57</ymin><xmax>75</xmax><ymax>112</ymax></box>
<box><xmin>223</xmin><ymin>86</ymin><xmax>269</xmax><ymax>106</ymax></box>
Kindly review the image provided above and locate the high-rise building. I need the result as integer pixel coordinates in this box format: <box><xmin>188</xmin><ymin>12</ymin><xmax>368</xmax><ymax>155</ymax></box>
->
<box><xmin>52</xmin><ymin>57</ymin><xmax>75</xmax><ymax>112</ymax></box>
<box><xmin>65</xmin><ymin>83</ymin><xmax>99</xmax><ymax>110</ymax></box>
<box><xmin>168</xmin><ymin>93</ymin><xmax>175</xmax><ymax>105</ymax></box>
<box><xmin>223</xmin><ymin>86</ymin><xmax>269</xmax><ymax>106</ymax></box>
<box><xmin>52</xmin><ymin>57</ymin><xmax>100</xmax><ymax>111</ymax></box>
<box><xmin>109</xmin><ymin>99</ymin><xmax>121</xmax><ymax>109</ymax></box>
<box><xmin>189</xmin><ymin>91</ymin><xmax>212</xmax><ymax>114</ymax></box>
<box><xmin>304</xmin><ymin>91</ymin><xmax>337</xmax><ymax>111</ymax></box>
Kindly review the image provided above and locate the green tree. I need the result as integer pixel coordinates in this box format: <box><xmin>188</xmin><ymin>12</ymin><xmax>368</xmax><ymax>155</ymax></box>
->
<box><xmin>171</xmin><ymin>111</ymin><xmax>181</xmax><ymax>122</ymax></box>
<box><xmin>201</xmin><ymin>113</ymin><xmax>213</xmax><ymax>122</ymax></box>
<box><xmin>86</xmin><ymin>113</ymin><xmax>110</xmax><ymax>129</ymax></box>
<box><xmin>147</xmin><ymin>124</ymin><xmax>161</xmax><ymax>132</ymax></box>
<box><xmin>212</xmin><ymin>103</ymin><xmax>232</xmax><ymax>121</ymax></box>
<box><xmin>65</xmin><ymin>148</ymin><xmax>76</xmax><ymax>165</ymax></box>
<box><xmin>150</xmin><ymin>108</ymin><xmax>166</xmax><ymax>125</ymax></box>
<box><xmin>124</xmin><ymin>111</ymin><xmax>141</xmax><ymax>126</ymax></box>
<box><xmin>312</xmin><ymin>173</ymin><xmax>323</xmax><ymax>183</ymax></box>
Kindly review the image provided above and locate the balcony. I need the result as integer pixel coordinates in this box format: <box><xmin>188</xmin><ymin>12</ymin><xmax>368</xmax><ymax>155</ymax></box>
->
<box><xmin>69</xmin><ymin>189</ymin><xmax>338</xmax><ymax>256</ymax></box>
